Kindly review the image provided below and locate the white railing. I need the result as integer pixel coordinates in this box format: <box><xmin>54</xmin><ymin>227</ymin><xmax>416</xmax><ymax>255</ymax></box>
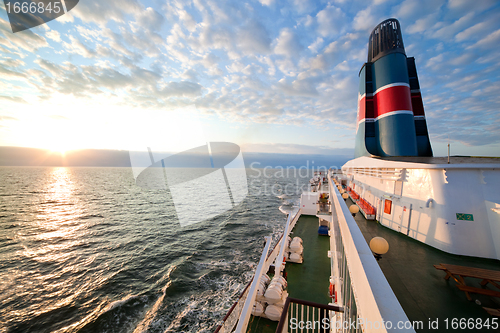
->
<box><xmin>274</xmin><ymin>209</ymin><xmax>301</xmax><ymax>275</ymax></box>
<box><xmin>217</xmin><ymin>209</ymin><xmax>301</xmax><ymax>333</ymax></box>
<box><xmin>276</xmin><ymin>297</ymin><xmax>344</xmax><ymax>333</ymax></box>
<box><xmin>234</xmin><ymin>236</ymin><xmax>272</xmax><ymax>333</ymax></box>
<box><xmin>215</xmin><ymin>285</ymin><xmax>251</xmax><ymax>333</ymax></box>
<box><xmin>328</xmin><ymin>173</ymin><xmax>415</xmax><ymax>333</ymax></box>
<box><xmin>343</xmin><ymin>167</ymin><xmax>405</xmax><ymax>180</ymax></box>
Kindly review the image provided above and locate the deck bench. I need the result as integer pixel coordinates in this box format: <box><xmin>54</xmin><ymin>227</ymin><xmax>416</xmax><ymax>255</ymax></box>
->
<box><xmin>483</xmin><ymin>307</ymin><xmax>500</xmax><ymax>317</ymax></box>
<box><xmin>456</xmin><ymin>285</ymin><xmax>500</xmax><ymax>298</ymax></box>
<box><xmin>434</xmin><ymin>263</ymin><xmax>500</xmax><ymax>301</ymax></box>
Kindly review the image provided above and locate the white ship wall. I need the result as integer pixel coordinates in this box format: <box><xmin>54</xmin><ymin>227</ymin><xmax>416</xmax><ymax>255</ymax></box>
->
<box><xmin>344</xmin><ymin>161</ymin><xmax>500</xmax><ymax>260</ymax></box>
<box><xmin>300</xmin><ymin>192</ymin><xmax>318</xmax><ymax>215</ymax></box>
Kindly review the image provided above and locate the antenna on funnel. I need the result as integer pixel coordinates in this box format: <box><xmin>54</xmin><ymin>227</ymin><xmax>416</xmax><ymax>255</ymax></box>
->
<box><xmin>447</xmin><ymin>135</ymin><xmax>450</xmax><ymax>164</ymax></box>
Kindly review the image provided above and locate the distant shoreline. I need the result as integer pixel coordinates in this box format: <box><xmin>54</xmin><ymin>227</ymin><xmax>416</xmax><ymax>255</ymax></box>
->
<box><xmin>0</xmin><ymin>146</ymin><xmax>352</xmax><ymax>169</ymax></box>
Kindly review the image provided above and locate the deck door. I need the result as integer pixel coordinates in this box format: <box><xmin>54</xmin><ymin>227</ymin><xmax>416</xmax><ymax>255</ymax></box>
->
<box><xmin>391</xmin><ymin>204</ymin><xmax>411</xmax><ymax>234</ymax></box>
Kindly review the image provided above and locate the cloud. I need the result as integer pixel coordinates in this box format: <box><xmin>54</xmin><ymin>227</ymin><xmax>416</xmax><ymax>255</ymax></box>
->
<box><xmin>432</xmin><ymin>12</ymin><xmax>474</xmax><ymax>40</ymax></box>
<box><xmin>1</xmin><ymin>58</ymin><xmax>25</xmax><ymax>67</ymax></box>
<box><xmin>70</xmin><ymin>0</ymin><xmax>142</xmax><ymax>26</ymax></box>
<box><xmin>406</xmin><ymin>12</ymin><xmax>439</xmax><ymax>34</ymax></box>
<box><xmin>352</xmin><ymin>7</ymin><xmax>378</xmax><ymax>32</ymax></box>
<box><xmin>394</xmin><ymin>0</ymin><xmax>446</xmax><ymax>21</ymax></box>
<box><xmin>200</xmin><ymin>52</ymin><xmax>221</xmax><ymax>68</ymax></box>
<box><xmin>237</xmin><ymin>20</ymin><xmax>271</xmax><ymax>54</ymax></box>
<box><xmin>34</xmin><ymin>58</ymin><xmax>64</xmax><ymax>77</ymax></box>
<box><xmin>0</xmin><ymin>0</ymin><xmax>499</xmax><ymax>153</ymax></box>
<box><xmin>455</xmin><ymin>21</ymin><xmax>489</xmax><ymax>42</ymax></box>
<box><xmin>63</xmin><ymin>35</ymin><xmax>96</xmax><ymax>58</ymax></box>
<box><xmin>0</xmin><ymin>62</ymin><xmax>26</xmax><ymax>78</ymax></box>
<box><xmin>198</xmin><ymin>23</ymin><xmax>235</xmax><ymax>51</ymax></box>
<box><xmin>292</xmin><ymin>0</ymin><xmax>316</xmax><ymax>14</ymax></box>
<box><xmin>274</xmin><ymin>28</ymin><xmax>303</xmax><ymax>57</ymax></box>
<box><xmin>45</xmin><ymin>30</ymin><xmax>61</xmax><ymax>42</ymax></box>
<box><xmin>277</xmin><ymin>77</ymin><xmax>319</xmax><ymax>97</ymax></box>
<box><xmin>135</xmin><ymin>7</ymin><xmax>165</xmax><ymax>31</ymax></box>
<box><xmin>275</xmin><ymin>58</ymin><xmax>297</xmax><ymax>76</ymax></box>
<box><xmin>307</xmin><ymin>37</ymin><xmax>323</xmax><ymax>54</ymax></box>
<box><xmin>316</xmin><ymin>4</ymin><xmax>346</xmax><ymax>36</ymax></box>
<box><xmin>177</xmin><ymin>8</ymin><xmax>197</xmax><ymax>32</ymax></box>
<box><xmin>467</xmin><ymin>29</ymin><xmax>500</xmax><ymax>50</ymax></box>
<box><xmin>257</xmin><ymin>0</ymin><xmax>274</xmax><ymax>6</ymax></box>
<box><xmin>241</xmin><ymin>142</ymin><xmax>353</xmax><ymax>155</ymax></box>
<box><xmin>0</xmin><ymin>97</ymin><xmax>26</xmax><ymax>104</ymax></box>
<box><xmin>447</xmin><ymin>0</ymin><xmax>497</xmax><ymax>15</ymax></box>
<box><xmin>161</xmin><ymin>81</ymin><xmax>203</xmax><ymax>97</ymax></box>
<box><xmin>0</xmin><ymin>18</ymin><xmax>49</xmax><ymax>53</ymax></box>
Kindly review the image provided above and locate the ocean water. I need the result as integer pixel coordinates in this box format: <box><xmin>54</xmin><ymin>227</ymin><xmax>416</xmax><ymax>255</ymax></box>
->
<box><xmin>0</xmin><ymin>166</ymin><xmax>316</xmax><ymax>333</ymax></box>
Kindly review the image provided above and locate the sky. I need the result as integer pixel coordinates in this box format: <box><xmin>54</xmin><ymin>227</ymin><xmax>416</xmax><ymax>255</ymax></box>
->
<box><xmin>0</xmin><ymin>0</ymin><xmax>500</xmax><ymax>158</ymax></box>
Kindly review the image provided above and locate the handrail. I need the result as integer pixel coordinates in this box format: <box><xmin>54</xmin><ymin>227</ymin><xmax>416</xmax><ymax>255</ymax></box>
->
<box><xmin>286</xmin><ymin>297</ymin><xmax>344</xmax><ymax>312</ymax></box>
<box><xmin>275</xmin><ymin>297</ymin><xmax>344</xmax><ymax>333</ymax></box>
<box><xmin>327</xmin><ymin>172</ymin><xmax>415</xmax><ymax>333</ymax></box>
<box><xmin>275</xmin><ymin>296</ymin><xmax>291</xmax><ymax>333</ymax></box>
<box><xmin>274</xmin><ymin>208</ymin><xmax>300</xmax><ymax>275</ymax></box>
<box><xmin>214</xmin><ymin>210</ymin><xmax>302</xmax><ymax>333</ymax></box>
<box><xmin>214</xmin><ymin>209</ymin><xmax>302</xmax><ymax>333</ymax></box>
<box><xmin>214</xmin><ymin>281</ymin><xmax>252</xmax><ymax>333</ymax></box>
<box><xmin>234</xmin><ymin>236</ymin><xmax>272</xmax><ymax>333</ymax></box>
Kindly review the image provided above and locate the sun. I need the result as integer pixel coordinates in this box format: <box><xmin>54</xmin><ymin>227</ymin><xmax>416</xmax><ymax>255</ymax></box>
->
<box><xmin>50</xmin><ymin>145</ymin><xmax>71</xmax><ymax>155</ymax></box>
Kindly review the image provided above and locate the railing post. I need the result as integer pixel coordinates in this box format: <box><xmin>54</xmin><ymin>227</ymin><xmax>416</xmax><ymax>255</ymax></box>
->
<box><xmin>234</xmin><ymin>237</ymin><xmax>272</xmax><ymax>333</ymax></box>
<box><xmin>275</xmin><ymin>297</ymin><xmax>291</xmax><ymax>333</ymax></box>
<box><xmin>275</xmin><ymin>298</ymin><xmax>344</xmax><ymax>333</ymax></box>
<box><xmin>275</xmin><ymin>209</ymin><xmax>300</xmax><ymax>276</ymax></box>
<box><xmin>284</xmin><ymin>310</ymin><xmax>289</xmax><ymax>333</ymax></box>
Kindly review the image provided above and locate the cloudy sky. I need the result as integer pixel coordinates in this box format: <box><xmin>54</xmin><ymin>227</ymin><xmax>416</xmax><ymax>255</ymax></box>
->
<box><xmin>0</xmin><ymin>0</ymin><xmax>499</xmax><ymax>158</ymax></box>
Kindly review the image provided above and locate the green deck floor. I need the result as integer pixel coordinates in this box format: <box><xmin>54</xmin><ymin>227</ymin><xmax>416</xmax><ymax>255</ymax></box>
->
<box><xmin>247</xmin><ymin>315</ymin><xmax>277</xmax><ymax>333</ymax></box>
<box><xmin>247</xmin><ymin>215</ymin><xmax>331</xmax><ymax>332</ymax></box>
<box><xmin>286</xmin><ymin>215</ymin><xmax>331</xmax><ymax>304</ymax></box>
<box><xmin>346</xmin><ymin>198</ymin><xmax>500</xmax><ymax>333</ymax></box>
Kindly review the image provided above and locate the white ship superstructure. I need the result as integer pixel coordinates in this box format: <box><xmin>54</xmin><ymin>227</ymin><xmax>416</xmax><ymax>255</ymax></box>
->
<box><xmin>343</xmin><ymin>156</ymin><xmax>500</xmax><ymax>260</ymax></box>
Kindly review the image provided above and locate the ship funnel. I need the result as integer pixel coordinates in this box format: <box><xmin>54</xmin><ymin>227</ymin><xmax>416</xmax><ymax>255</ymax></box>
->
<box><xmin>368</xmin><ymin>19</ymin><xmax>405</xmax><ymax>63</ymax></box>
<box><xmin>354</xmin><ymin>18</ymin><xmax>433</xmax><ymax>158</ymax></box>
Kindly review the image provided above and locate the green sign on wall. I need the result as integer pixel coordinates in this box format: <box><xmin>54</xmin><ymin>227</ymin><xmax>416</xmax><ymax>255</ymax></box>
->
<box><xmin>456</xmin><ymin>213</ymin><xmax>474</xmax><ymax>221</ymax></box>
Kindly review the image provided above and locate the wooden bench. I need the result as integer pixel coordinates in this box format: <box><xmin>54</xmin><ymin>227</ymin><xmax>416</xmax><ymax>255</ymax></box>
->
<box><xmin>434</xmin><ymin>263</ymin><xmax>500</xmax><ymax>301</ymax></box>
<box><xmin>483</xmin><ymin>307</ymin><xmax>500</xmax><ymax>317</ymax></box>
<box><xmin>456</xmin><ymin>285</ymin><xmax>500</xmax><ymax>298</ymax></box>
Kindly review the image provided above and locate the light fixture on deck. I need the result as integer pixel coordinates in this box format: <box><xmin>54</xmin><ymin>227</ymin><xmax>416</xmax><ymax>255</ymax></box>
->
<box><xmin>370</xmin><ymin>237</ymin><xmax>389</xmax><ymax>261</ymax></box>
<box><xmin>349</xmin><ymin>205</ymin><xmax>359</xmax><ymax>217</ymax></box>
<box><xmin>342</xmin><ymin>193</ymin><xmax>349</xmax><ymax>200</ymax></box>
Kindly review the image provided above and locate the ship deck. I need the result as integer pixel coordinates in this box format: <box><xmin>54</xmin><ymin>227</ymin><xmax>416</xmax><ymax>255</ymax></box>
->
<box><xmin>246</xmin><ymin>214</ymin><xmax>331</xmax><ymax>332</ymax></box>
<box><xmin>375</xmin><ymin>155</ymin><xmax>500</xmax><ymax>165</ymax></box>
<box><xmin>346</xmin><ymin>198</ymin><xmax>500</xmax><ymax>332</ymax></box>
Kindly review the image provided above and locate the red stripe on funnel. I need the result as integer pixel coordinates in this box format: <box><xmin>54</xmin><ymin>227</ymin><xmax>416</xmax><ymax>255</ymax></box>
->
<box><xmin>374</xmin><ymin>85</ymin><xmax>412</xmax><ymax>117</ymax></box>
<box><xmin>357</xmin><ymin>95</ymin><xmax>375</xmax><ymax>123</ymax></box>
<box><xmin>357</xmin><ymin>96</ymin><xmax>365</xmax><ymax>124</ymax></box>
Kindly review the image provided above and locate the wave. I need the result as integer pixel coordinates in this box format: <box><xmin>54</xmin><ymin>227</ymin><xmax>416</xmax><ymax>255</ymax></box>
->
<box><xmin>279</xmin><ymin>205</ymin><xmax>292</xmax><ymax>215</ymax></box>
<box><xmin>103</xmin><ymin>294</ymin><xmax>141</xmax><ymax>313</ymax></box>
<box><xmin>161</xmin><ymin>272</ymin><xmax>253</xmax><ymax>333</ymax></box>
<box><xmin>78</xmin><ymin>214</ymin><xmax>104</xmax><ymax>220</ymax></box>
<box><xmin>132</xmin><ymin>266</ymin><xmax>176</xmax><ymax>333</ymax></box>
<box><xmin>1</xmin><ymin>167</ymin><xmax>296</xmax><ymax>333</ymax></box>
<box><xmin>130</xmin><ymin>254</ymin><xmax>259</xmax><ymax>333</ymax></box>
